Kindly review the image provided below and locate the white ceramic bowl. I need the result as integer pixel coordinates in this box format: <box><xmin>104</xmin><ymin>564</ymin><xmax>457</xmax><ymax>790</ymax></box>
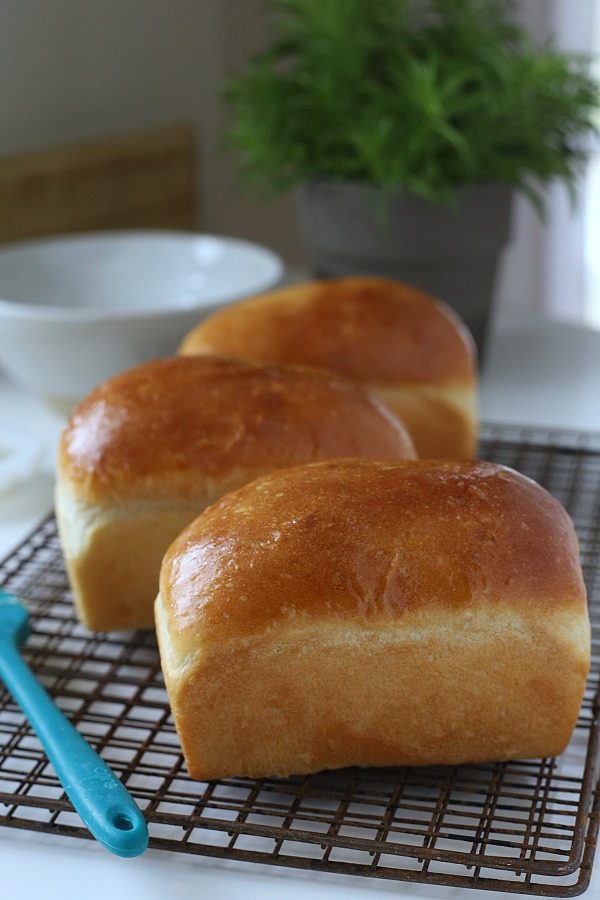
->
<box><xmin>0</xmin><ymin>230</ymin><xmax>284</xmax><ymax>408</ymax></box>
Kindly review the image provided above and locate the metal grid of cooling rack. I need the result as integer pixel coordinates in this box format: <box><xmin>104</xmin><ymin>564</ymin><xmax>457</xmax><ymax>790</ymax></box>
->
<box><xmin>1</xmin><ymin>423</ymin><xmax>600</xmax><ymax>896</ymax></box>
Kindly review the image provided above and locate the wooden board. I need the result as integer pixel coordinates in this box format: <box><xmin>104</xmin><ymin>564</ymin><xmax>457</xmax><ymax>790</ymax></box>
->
<box><xmin>0</xmin><ymin>124</ymin><xmax>198</xmax><ymax>243</ymax></box>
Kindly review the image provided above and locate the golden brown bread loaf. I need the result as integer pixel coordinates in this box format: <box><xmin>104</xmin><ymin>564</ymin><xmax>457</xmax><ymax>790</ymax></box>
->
<box><xmin>156</xmin><ymin>457</ymin><xmax>590</xmax><ymax>780</ymax></box>
<box><xmin>55</xmin><ymin>355</ymin><xmax>415</xmax><ymax>632</ymax></box>
<box><xmin>179</xmin><ymin>276</ymin><xmax>478</xmax><ymax>458</ymax></box>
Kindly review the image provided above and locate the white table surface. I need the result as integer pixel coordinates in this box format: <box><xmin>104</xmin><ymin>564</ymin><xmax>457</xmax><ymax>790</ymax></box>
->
<box><xmin>0</xmin><ymin>309</ymin><xmax>599</xmax><ymax>900</ymax></box>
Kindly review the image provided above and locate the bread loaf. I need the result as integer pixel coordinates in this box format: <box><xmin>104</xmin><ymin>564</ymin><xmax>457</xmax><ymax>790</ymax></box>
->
<box><xmin>55</xmin><ymin>355</ymin><xmax>415</xmax><ymax>631</ymax></box>
<box><xmin>156</xmin><ymin>457</ymin><xmax>590</xmax><ymax>780</ymax></box>
<box><xmin>179</xmin><ymin>276</ymin><xmax>478</xmax><ymax>458</ymax></box>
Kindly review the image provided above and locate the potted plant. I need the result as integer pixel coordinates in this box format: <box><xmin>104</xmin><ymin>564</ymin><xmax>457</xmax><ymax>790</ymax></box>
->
<box><xmin>222</xmin><ymin>0</ymin><xmax>599</xmax><ymax>355</ymax></box>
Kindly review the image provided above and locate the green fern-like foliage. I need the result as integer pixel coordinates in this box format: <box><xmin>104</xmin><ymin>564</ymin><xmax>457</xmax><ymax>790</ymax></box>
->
<box><xmin>223</xmin><ymin>0</ymin><xmax>599</xmax><ymax>210</ymax></box>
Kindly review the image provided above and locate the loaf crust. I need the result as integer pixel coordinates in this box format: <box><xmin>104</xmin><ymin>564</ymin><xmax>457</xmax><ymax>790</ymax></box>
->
<box><xmin>156</xmin><ymin>458</ymin><xmax>590</xmax><ymax>780</ymax></box>
<box><xmin>55</xmin><ymin>355</ymin><xmax>415</xmax><ymax>631</ymax></box>
<box><xmin>179</xmin><ymin>276</ymin><xmax>478</xmax><ymax>458</ymax></box>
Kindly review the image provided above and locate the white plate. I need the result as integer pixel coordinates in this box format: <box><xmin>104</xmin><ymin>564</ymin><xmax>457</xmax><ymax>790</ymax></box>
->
<box><xmin>0</xmin><ymin>430</ymin><xmax>42</xmax><ymax>494</ymax></box>
<box><xmin>0</xmin><ymin>231</ymin><xmax>284</xmax><ymax>318</ymax></box>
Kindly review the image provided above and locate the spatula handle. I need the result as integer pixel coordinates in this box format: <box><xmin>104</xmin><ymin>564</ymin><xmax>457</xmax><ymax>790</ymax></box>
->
<box><xmin>0</xmin><ymin>636</ymin><xmax>148</xmax><ymax>857</ymax></box>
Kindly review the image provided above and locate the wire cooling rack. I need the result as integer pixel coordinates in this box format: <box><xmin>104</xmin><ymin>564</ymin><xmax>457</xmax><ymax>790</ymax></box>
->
<box><xmin>1</xmin><ymin>423</ymin><xmax>600</xmax><ymax>896</ymax></box>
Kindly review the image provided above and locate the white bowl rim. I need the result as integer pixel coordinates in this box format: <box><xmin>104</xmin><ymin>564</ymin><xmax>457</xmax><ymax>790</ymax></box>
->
<box><xmin>0</xmin><ymin>229</ymin><xmax>284</xmax><ymax>322</ymax></box>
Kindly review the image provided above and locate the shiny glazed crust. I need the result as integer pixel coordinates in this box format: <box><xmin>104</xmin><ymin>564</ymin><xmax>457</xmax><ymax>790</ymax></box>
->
<box><xmin>55</xmin><ymin>355</ymin><xmax>415</xmax><ymax>631</ymax></box>
<box><xmin>179</xmin><ymin>276</ymin><xmax>478</xmax><ymax>458</ymax></box>
<box><xmin>156</xmin><ymin>458</ymin><xmax>590</xmax><ymax>780</ymax></box>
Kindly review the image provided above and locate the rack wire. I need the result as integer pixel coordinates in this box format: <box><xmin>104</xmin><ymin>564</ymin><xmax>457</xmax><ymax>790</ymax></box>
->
<box><xmin>1</xmin><ymin>424</ymin><xmax>599</xmax><ymax>896</ymax></box>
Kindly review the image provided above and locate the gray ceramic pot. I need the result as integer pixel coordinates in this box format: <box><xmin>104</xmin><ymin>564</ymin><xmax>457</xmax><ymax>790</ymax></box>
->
<box><xmin>296</xmin><ymin>179</ymin><xmax>514</xmax><ymax>359</ymax></box>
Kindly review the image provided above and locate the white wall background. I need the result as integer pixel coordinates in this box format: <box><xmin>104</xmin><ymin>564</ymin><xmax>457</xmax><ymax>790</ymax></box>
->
<box><xmin>504</xmin><ymin>0</ymin><xmax>599</xmax><ymax>323</ymax></box>
<box><xmin>0</xmin><ymin>0</ymin><xmax>597</xmax><ymax>325</ymax></box>
<box><xmin>0</xmin><ymin>0</ymin><xmax>304</xmax><ymax>265</ymax></box>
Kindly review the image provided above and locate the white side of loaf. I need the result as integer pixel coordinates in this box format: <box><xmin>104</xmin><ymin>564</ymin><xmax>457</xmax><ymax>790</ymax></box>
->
<box><xmin>373</xmin><ymin>382</ymin><xmax>478</xmax><ymax>457</ymax></box>
<box><xmin>157</xmin><ymin>596</ymin><xmax>591</xmax><ymax>780</ymax></box>
<box><xmin>55</xmin><ymin>480</ymin><xmax>209</xmax><ymax>631</ymax></box>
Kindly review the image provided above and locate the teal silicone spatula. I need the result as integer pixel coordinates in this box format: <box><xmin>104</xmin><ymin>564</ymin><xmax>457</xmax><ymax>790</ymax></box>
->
<box><xmin>0</xmin><ymin>588</ymin><xmax>148</xmax><ymax>857</ymax></box>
